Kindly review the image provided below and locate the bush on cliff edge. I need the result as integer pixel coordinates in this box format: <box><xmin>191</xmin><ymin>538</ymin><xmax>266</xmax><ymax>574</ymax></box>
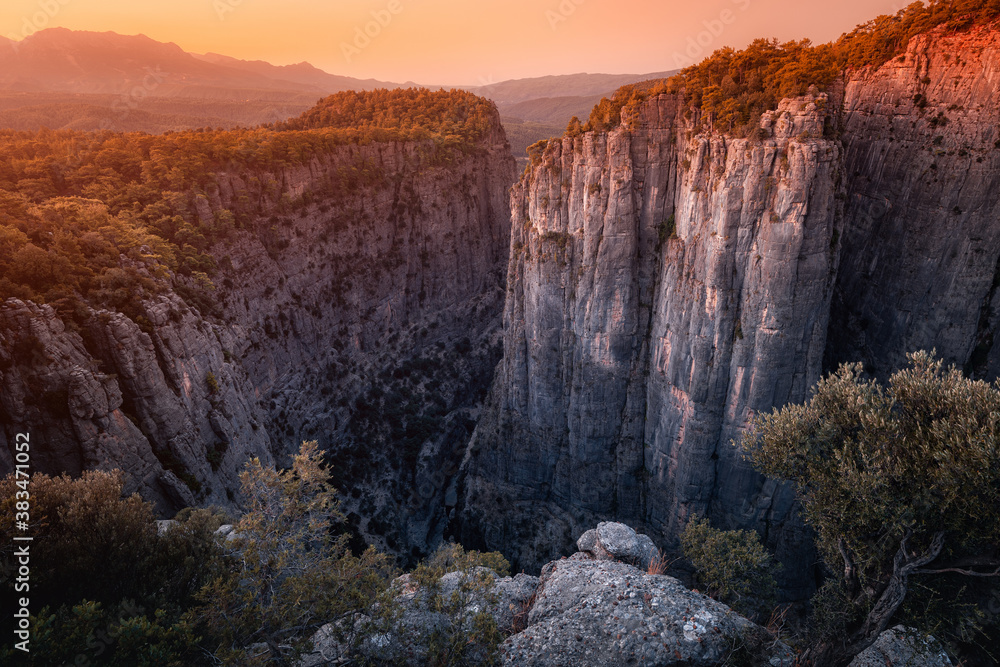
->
<box><xmin>743</xmin><ymin>351</ymin><xmax>1000</xmax><ymax>664</ymax></box>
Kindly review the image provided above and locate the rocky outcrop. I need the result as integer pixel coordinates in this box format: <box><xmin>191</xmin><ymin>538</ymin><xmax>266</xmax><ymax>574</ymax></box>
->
<box><xmin>0</xmin><ymin>111</ymin><xmax>516</xmax><ymax>559</ymax></box>
<box><xmin>576</xmin><ymin>521</ymin><xmax>659</xmax><ymax>571</ymax></box>
<box><xmin>501</xmin><ymin>554</ymin><xmax>793</xmax><ymax>667</ymax></box>
<box><xmin>305</xmin><ymin>566</ymin><xmax>539</xmax><ymax>666</ymax></box>
<box><xmin>848</xmin><ymin>626</ymin><xmax>953</xmax><ymax>667</ymax></box>
<box><xmin>303</xmin><ymin>522</ymin><xmax>790</xmax><ymax>667</ymax></box>
<box><xmin>461</xmin><ymin>92</ymin><xmax>839</xmax><ymax>595</ymax></box>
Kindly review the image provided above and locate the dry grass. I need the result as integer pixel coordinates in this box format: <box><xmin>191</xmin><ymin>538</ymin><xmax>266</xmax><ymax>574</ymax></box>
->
<box><xmin>510</xmin><ymin>589</ymin><xmax>538</xmax><ymax>634</ymax></box>
<box><xmin>766</xmin><ymin>603</ymin><xmax>792</xmax><ymax>638</ymax></box>
<box><xmin>646</xmin><ymin>550</ymin><xmax>673</xmax><ymax>576</ymax></box>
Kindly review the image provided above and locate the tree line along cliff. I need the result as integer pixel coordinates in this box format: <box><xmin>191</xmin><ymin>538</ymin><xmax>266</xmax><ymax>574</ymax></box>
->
<box><xmin>564</xmin><ymin>0</ymin><xmax>1000</xmax><ymax>138</ymax></box>
<box><xmin>460</xmin><ymin>6</ymin><xmax>1000</xmax><ymax>609</ymax></box>
<box><xmin>0</xmin><ymin>88</ymin><xmax>516</xmax><ymax>564</ymax></box>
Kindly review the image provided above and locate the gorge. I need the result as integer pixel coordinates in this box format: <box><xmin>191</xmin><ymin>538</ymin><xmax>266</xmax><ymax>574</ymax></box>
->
<box><xmin>3</xmin><ymin>14</ymin><xmax>1000</xmax><ymax>602</ymax></box>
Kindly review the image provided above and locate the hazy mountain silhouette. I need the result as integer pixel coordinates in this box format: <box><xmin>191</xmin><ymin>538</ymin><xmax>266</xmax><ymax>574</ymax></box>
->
<box><xmin>0</xmin><ymin>29</ymin><xmax>676</xmax><ymax>150</ymax></box>
<box><xmin>466</xmin><ymin>71</ymin><xmax>678</xmax><ymax>105</ymax></box>
<box><xmin>191</xmin><ymin>52</ymin><xmax>414</xmax><ymax>93</ymax></box>
<box><xmin>0</xmin><ymin>28</ymin><xmax>400</xmax><ymax>96</ymax></box>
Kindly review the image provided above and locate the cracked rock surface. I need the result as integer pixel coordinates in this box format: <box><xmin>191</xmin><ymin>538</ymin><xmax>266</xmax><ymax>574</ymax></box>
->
<box><xmin>500</xmin><ymin>553</ymin><xmax>793</xmax><ymax>666</ymax></box>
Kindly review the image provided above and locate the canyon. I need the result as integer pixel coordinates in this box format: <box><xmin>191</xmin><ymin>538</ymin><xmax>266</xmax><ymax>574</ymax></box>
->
<box><xmin>0</xmin><ymin>115</ymin><xmax>516</xmax><ymax>561</ymax></box>
<box><xmin>2</xmin><ymin>22</ymin><xmax>1000</xmax><ymax>590</ymax></box>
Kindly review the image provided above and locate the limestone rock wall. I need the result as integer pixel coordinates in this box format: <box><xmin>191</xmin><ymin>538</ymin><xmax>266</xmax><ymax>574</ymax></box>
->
<box><xmin>462</xmin><ymin>93</ymin><xmax>840</xmax><ymax>596</ymax></box>
<box><xmin>462</xmin><ymin>25</ymin><xmax>1000</xmax><ymax>598</ymax></box>
<box><xmin>827</xmin><ymin>24</ymin><xmax>1000</xmax><ymax>379</ymax></box>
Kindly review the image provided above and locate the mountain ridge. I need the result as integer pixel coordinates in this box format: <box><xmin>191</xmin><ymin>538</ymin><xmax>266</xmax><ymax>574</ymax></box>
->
<box><xmin>0</xmin><ymin>29</ymin><xmax>674</xmax><ymax>156</ymax></box>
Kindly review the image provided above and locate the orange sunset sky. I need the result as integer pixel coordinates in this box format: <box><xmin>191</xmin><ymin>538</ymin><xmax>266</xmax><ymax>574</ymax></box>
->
<box><xmin>3</xmin><ymin>0</ymin><xmax>909</xmax><ymax>84</ymax></box>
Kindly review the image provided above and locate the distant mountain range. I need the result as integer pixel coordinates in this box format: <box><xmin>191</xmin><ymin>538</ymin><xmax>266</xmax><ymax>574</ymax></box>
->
<box><xmin>465</xmin><ymin>71</ymin><xmax>677</xmax><ymax>106</ymax></box>
<box><xmin>0</xmin><ymin>28</ymin><xmax>676</xmax><ymax>154</ymax></box>
<box><xmin>0</xmin><ymin>28</ymin><xmax>409</xmax><ymax>96</ymax></box>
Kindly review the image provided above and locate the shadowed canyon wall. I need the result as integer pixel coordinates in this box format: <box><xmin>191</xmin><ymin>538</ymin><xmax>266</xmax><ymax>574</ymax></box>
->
<box><xmin>460</xmin><ymin>25</ymin><xmax>1000</xmax><ymax>597</ymax></box>
<box><xmin>0</xmin><ymin>115</ymin><xmax>516</xmax><ymax>562</ymax></box>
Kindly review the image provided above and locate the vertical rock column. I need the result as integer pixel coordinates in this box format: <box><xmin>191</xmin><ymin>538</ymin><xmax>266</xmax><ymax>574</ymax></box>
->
<box><xmin>463</xmin><ymin>95</ymin><xmax>841</xmax><ymax>598</ymax></box>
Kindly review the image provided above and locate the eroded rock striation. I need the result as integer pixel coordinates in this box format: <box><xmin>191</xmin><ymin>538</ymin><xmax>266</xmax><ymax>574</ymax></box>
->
<box><xmin>0</xmin><ymin>111</ymin><xmax>516</xmax><ymax>560</ymax></box>
<box><xmin>827</xmin><ymin>24</ymin><xmax>1000</xmax><ymax>380</ymax></box>
<box><xmin>461</xmin><ymin>25</ymin><xmax>1000</xmax><ymax>596</ymax></box>
<box><xmin>462</xmin><ymin>92</ymin><xmax>839</xmax><ymax>595</ymax></box>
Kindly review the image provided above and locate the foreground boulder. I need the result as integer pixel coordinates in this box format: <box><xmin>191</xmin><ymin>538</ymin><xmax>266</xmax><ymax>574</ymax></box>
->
<box><xmin>305</xmin><ymin>522</ymin><xmax>792</xmax><ymax>666</ymax></box>
<box><xmin>500</xmin><ymin>553</ymin><xmax>794</xmax><ymax>666</ymax></box>
<box><xmin>848</xmin><ymin>626</ymin><xmax>953</xmax><ymax>667</ymax></box>
<box><xmin>576</xmin><ymin>521</ymin><xmax>660</xmax><ymax>571</ymax></box>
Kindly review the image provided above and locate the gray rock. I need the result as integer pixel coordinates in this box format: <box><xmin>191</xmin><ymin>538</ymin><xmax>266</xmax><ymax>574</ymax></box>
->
<box><xmin>215</xmin><ymin>524</ymin><xmax>241</xmax><ymax>541</ymax></box>
<box><xmin>576</xmin><ymin>521</ymin><xmax>659</xmax><ymax>570</ymax></box>
<box><xmin>849</xmin><ymin>626</ymin><xmax>953</xmax><ymax>667</ymax></box>
<box><xmin>492</xmin><ymin>572</ymin><xmax>544</xmax><ymax>633</ymax></box>
<box><xmin>304</xmin><ymin>567</ymin><xmax>540</xmax><ymax>666</ymax></box>
<box><xmin>462</xmin><ymin>92</ymin><xmax>836</xmax><ymax>595</ymax></box>
<box><xmin>155</xmin><ymin>519</ymin><xmax>177</xmax><ymax>536</ymax></box>
<box><xmin>501</xmin><ymin>555</ymin><xmax>793</xmax><ymax>666</ymax></box>
<box><xmin>829</xmin><ymin>26</ymin><xmax>1000</xmax><ymax>382</ymax></box>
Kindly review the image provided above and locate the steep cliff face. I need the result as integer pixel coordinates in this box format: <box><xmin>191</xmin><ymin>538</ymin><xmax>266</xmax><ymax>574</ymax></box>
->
<box><xmin>463</xmin><ymin>24</ymin><xmax>1000</xmax><ymax>595</ymax></box>
<box><xmin>828</xmin><ymin>23</ymin><xmax>1000</xmax><ymax>380</ymax></box>
<box><xmin>462</xmin><ymin>93</ymin><xmax>841</xmax><ymax>595</ymax></box>
<box><xmin>0</xmin><ymin>293</ymin><xmax>272</xmax><ymax>511</ymax></box>
<box><xmin>0</xmin><ymin>115</ymin><xmax>515</xmax><ymax>559</ymax></box>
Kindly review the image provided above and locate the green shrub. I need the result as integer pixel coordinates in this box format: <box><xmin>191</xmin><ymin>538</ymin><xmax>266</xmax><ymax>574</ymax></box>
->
<box><xmin>196</xmin><ymin>441</ymin><xmax>397</xmax><ymax>665</ymax></box>
<box><xmin>743</xmin><ymin>351</ymin><xmax>1000</xmax><ymax>660</ymax></box>
<box><xmin>0</xmin><ymin>473</ymin><xmax>228</xmax><ymax>665</ymax></box>
<box><xmin>14</xmin><ymin>601</ymin><xmax>200</xmax><ymax>667</ymax></box>
<box><xmin>680</xmin><ymin>517</ymin><xmax>778</xmax><ymax>620</ymax></box>
<box><xmin>409</xmin><ymin>543</ymin><xmax>511</xmax><ymax>666</ymax></box>
<box><xmin>657</xmin><ymin>214</ymin><xmax>676</xmax><ymax>247</ymax></box>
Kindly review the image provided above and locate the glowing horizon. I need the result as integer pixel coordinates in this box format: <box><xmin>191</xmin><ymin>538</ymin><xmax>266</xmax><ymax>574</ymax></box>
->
<box><xmin>3</xmin><ymin>0</ymin><xmax>909</xmax><ymax>85</ymax></box>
